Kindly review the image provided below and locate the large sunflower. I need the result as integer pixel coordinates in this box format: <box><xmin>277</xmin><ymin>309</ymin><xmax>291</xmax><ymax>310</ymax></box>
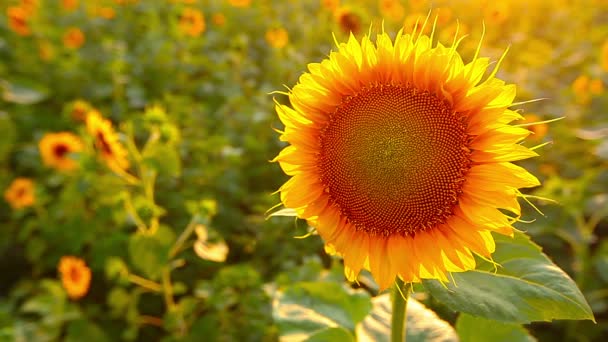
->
<box><xmin>86</xmin><ymin>110</ymin><xmax>130</xmax><ymax>173</ymax></box>
<box><xmin>273</xmin><ymin>27</ymin><xmax>540</xmax><ymax>290</ymax></box>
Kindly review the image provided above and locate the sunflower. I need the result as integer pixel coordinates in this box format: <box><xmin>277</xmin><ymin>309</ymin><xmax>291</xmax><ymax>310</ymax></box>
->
<box><xmin>7</xmin><ymin>6</ymin><xmax>32</xmax><ymax>36</ymax></box>
<box><xmin>179</xmin><ymin>7</ymin><xmax>206</xmax><ymax>37</ymax></box>
<box><xmin>86</xmin><ymin>110</ymin><xmax>130</xmax><ymax>173</ymax></box>
<box><xmin>4</xmin><ymin>178</ymin><xmax>35</xmax><ymax>210</ymax></box>
<box><xmin>58</xmin><ymin>256</ymin><xmax>91</xmax><ymax>300</ymax></box>
<box><xmin>273</xmin><ymin>26</ymin><xmax>540</xmax><ymax>289</ymax></box>
<box><xmin>265</xmin><ymin>27</ymin><xmax>289</xmax><ymax>49</ymax></box>
<box><xmin>63</xmin><ymin>27</ymin><xmax>85</xmax><ymax>49</ymax></box>
<box><xmin>39</xmin><ymin>132</ymin><xmax>84</xmax><ymax>171</ymax></box>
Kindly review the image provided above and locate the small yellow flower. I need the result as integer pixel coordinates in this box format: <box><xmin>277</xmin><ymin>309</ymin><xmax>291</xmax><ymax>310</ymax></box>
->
<box><xmin>38</xmin><ymin>40</ymin><xmax>55</xmax><ymax>61</ymax></box>
<box><xmin>58</xmin><ymin>256</ymin><xmax>91</xmax><ymax>300</ymax></box>
<box><xmin>521</xmin><ymin>114</ymin><xmax>548</xmax><ymax>141</ymax></box>
<box><xmin>4</xmin><ymin>178</ymin><xmax>35</xmax><ymax>210</ymax></box>
<box><xmin>484</xmin><ymin>1</ymin><xmax>510</xmax><ymax>25</ymax></box>
<box><xmin>179</xmin><ymin>7</ymin><xmax>205</xmax><ymax>37</ymax></box>
<box><xmin>19</xmin><ymin>0</ymin><xmax>38</xmax><ymax>12</ymax></box>
<box><xmin>265</xmin><ymin>27</ymin><xmax>289</xmax><ymax>49</ymax></box>
<box><xmin>61</xmin><ymin>0</ymin><xmax>79</xmax><ymax>11</ymax></box>
<box><xmin>601</xmin><ymin>40</ymin><xmax>608</xmax><ymax>72</ymax></box>
<box><xmin>589</xmin><ymin>78</ymin><xmax>604</xmax><ymax>95</ymax></box>
<box><xmin>228</xmin><ymin>0</ymin><xmax>251</xmax><ymax>7</ymax></box>
<box><xmin>68</xmin><ymin>99</ymin><xmax>93</xmax><ymax>122</ymax></box>
<box><xmin>212</xmin><ymin>13</ymin><xmax>226</xmax><ymax>26</ymax></box>
<box><xmin>321</xmin><ymin>0</ymin><xmax>340</xmax><ymax>12</ymax></box>
<box><xmin>92</xmin><ymin>6</ymin><xmax>116</xmax><ymax>19</ymax></box>
<box><xmin>379</xmin><ymin>0</ymin><xmax>404</xmax><ymax>22</ymax></box>
<box><xmin>6</xmin><ymin>6</ymin><xmax>31</xmax><ymax>36</ymax></box>
<box><xmin>63</xmin><ymin>27</ymin><xmax>85</xmax><ymax>49</ymax></box>
<box><xmin>39</xmin><ymin>132</ymin><xmax>84</xmax><ymax>171</ymax></box>
<box><xmin>86</xmin><ymin>111</ymin><xmax>130</xmax><ymax>173</ymax></box>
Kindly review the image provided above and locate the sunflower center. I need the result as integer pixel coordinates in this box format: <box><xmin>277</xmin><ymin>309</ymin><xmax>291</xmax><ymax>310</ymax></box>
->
<box><xmin>69</xmin><ymin>267</ymin><xmax>81</xmax><ymax>283</ymax></box>
<box><xmin>319</xmin><ymin>84</ymin><xmax>470</xmax><ymax>236</ymax></box>
<box><xmin>53</xmin><ymin>143</ymin><xmax>70</xmax><ymax>158</ymax></box>
<box><xmin>96</xmin><ymin>132</ymin><xmax>113</xmax><ymax>156</ymax></box>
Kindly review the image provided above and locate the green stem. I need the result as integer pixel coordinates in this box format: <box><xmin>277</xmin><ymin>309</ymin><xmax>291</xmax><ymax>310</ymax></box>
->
<box><xmin>391</xmin><ymin>279</ymin><xmax>412</xmax><ymax>342</ymax></box>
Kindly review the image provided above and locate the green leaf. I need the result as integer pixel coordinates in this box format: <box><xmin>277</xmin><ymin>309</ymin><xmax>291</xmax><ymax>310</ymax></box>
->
<box><xmin>1</xmin><ymin>80</ymin><xmax>48</xmax><ymax>104</ymax></box>
<box><xmin>356</xmin><ymin>293</ymin><xmax>457</xmax><ymax>342</ymax></box>
<box><xmin>128</xmin><ymin>226</ymin><xmax>175</xmax><ymax>280</ymax></box>
<box><xmin>273</xmin><ymin>281</ymin><xmax>371</xmax><ymax>340</ymax></box>
<box><xmin>456</xmin><ymin>313</ymin><xmax>535</xmax><ymax>342</ymax></box>
<box><xmin>65</xmin><ymin>319</ymin><xmax>109</xmax><ymax>342</ymax></box>
<box><xmin>143</xmin><ymin>144</ymin><xmax>181</xmax><ymax>177</ymax></box>
<box><xmin>0</xmin><ymin>112</ymin><xmax>16</xmax><ymax>163</ymax></box>
<box><xmin>306</xmin><ymin>327</ymin><xmax>354</xmax><ymax>342</ymax></box>
<box><xmin>423</xmin><ymin>232</ymin><xmax>594</xmax><ymax>323</ymax></box>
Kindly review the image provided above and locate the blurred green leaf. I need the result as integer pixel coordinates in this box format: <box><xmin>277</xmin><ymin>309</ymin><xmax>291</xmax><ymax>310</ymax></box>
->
<box><xmin>273</xmin><ymin>281</ymin><xmax>371</xmax><ymax>340</ymax></box>
<box><xmin>424</xmin><ymin>232</ymin><xmax>595</xmax><ymax>323</ymax></box>
<box><xmin>456</xmin><ymin>313</ymin><xmax>535</xmax><ymax>342</ymax></box>
<box><xmin>1</xmin><ymin>80</ymin><xmax>49</xmax><ymax>104</ymax></box>
<box><xmin>128</xmin><ymin>226</ymin><xmax>175</xmax><ymax>280</ymax></box>
<box><xmin>0</xmin><ymin>112</ymin><xmax>16</xmax><ymax>163</ymax></box>
<box><xmin>143</xmin><ymin>144</ymin><xmax>182</xmax><ymax>177</ymax></box>
<box><xmin>306</xmin><ymin>327</ymin><xmax>354</xmax><ymax>341</ymax></box>
<box><xmin>356</xmin><ymin>293</ymin><xmax>457</xmax><ymax>342</ymax></box>
<box><xmin>65</xmin><ymin>319</ymin><xmax>110</xmax><ymax>342</ymax></box>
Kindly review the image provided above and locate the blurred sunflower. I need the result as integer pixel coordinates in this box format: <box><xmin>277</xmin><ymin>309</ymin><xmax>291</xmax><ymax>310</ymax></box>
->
<box><xmin>63</xmin><ymin>27</ymin><xmax>85</xmax><ymax>49</ymax></box>
<box><xmin>572</xmin><ymin>75</ymin><xmax>603</xmax><ymax>104</ymax></box>
<box><xmin>38</xmin><ymin>40</ymin><xmax>55</xmax><ymax>61</ymax></box>
<box><xmin>273</xmin><ymin>26</ymin><xmax>539</xmax><ymax>289</ymax></box>
<box><xmin>58</xmin><ymin>256</ymin><xmax>91</xmax><ymax>300</ymax></box>
<box><xmin>403</xmin><ymin>13</ymin><xmax>431</xmax><ymax>36</ymax></box>
<box><xmin>212</xmin><ymin>13</ymin><xmax>226</xmax><ymax>26</ymax></box>
<box><xmin>39</xmin><ymin>132</ymin><xmax>84</xmax><ymax>171</ymax></box>
<box><xmin>521</xmin><ymin>114</ymin><xmax>548</xmax><ymax>141</ymax></box>
<box><xmin>68</xmin><ymin>99</ymin><xmax>93</xmax><ymax>122</ymax></box>
<box><xmin>602</xmin><ymin>40</ymin><xmax>608</xmax><ymax>72</ymax></box>
<box><xmin>179</xmin><ymin>7</ymin><xmax>205</xmax><ymax>37</ymax></box>
<box><xmin>484</xmin><ymin>1</ymin><xmax>510</xmax><ymax>25</ymax></box>
<box><xmin>321</xmin><ymin>0</ymin><xmax>340</xmax><ymax>12</ymax></box>
<box><xmin>265</xmin><ymin>27</ymin><xmax>289</xmax><ymax>49</ymax></box>
<box><xmin>379</xmin><ymin>0</ymin><xmax>404</xmax><ymax>22</ymax></box>
<box><xmin>6</xmin><ymin>6</ymin><xmax>32</xmax><ymax>36</ymax></box>
<box><xmin>61</xmin><ymin>0</ymin><xmax>78</xmax><ymax>11</ymax></box>
<box><xmin>4</xmin><ymin>178</ymin><xmax>35</xmax><ymax>210</ymax></box>
<box><xmin>334</xmin><ymin>7</ymin><xmax>362</xmax><ymax>35</ymax></box>
<box><xmin>228</xmin><ymin>0</ymin><xmax>251</xmax><ymax>8</ymax></box>
<box><xmin>86</xmin><ymin>111</ymin><xmax>130</xmax><ymax>173</ymax></box>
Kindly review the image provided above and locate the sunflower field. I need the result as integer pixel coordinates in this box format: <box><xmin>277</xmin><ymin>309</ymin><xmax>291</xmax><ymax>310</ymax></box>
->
<box><xmin>1</xmin><ymin>0</ymin><xmax>608</xmax><ymax>341</ymax></box>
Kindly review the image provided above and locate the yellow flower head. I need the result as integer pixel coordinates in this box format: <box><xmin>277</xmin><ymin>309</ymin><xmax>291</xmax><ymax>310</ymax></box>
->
<box><xmin>63</xmin><ymin>27</ymin><xmax>85</xmax><ymax>49</ymax></box>
<box><xmin>58</xmin><ymin>256</ymin><xmax>91</xmax><ymax>300</ymax></box>
<box><xmin>4</xmin><ymin>178</ymin><xmax>36</xmax><ymax>210</ymax></box>
<box><xmin>86</xmin><ymin>110</ymin><xmax>130</xmax><ymax>172</ymax></box>
<box><xmin>601</xmin><ymin>40</ymin><xmax>608</xmax><ymax>72</ymax></box>
<box><xmin>321</xmin><ymin>0</ymin><xmax>340</xmax><ymax>12</ymax></box>
<box><xmin>334</xmin><ymin>7</ymin><xmax>362</xmax><ymax>35</ymax></box>
<box><xmin>7</xmin><ymin>6</ymin><xmax>32</xmax><ymax>36</ymax></box>
<box><xmin>179</xmin><ymin>7</ymin><xmax>206</xmax><ymax>37</ymax></box>
<box><xmin>228</xmin><ymin>0</ymin><xmax>251</xmax><ymax>8</ymax></box>
<box><xmin>39</xmin><ymin>132</ymin><xmax>84</xmax><ymax>171</ymax></box>
<box><xmin>68</xmin><ymin>99</ymin><xmax>93</xmax><ymax>122</ymax></box>
<box><xmin>379</xmin><ymin>0</ymin><xmax>405</xmax><ymax>22</ymax></box>
<box><xmin>484</xmin><ymin>1</ymin><xmax>510</xmax><ymax>25</ymax></box>
<box><xmin>61</xmin><ymin>0</ymin><xmax>79</xmax><ymax>11</ymax></box>
<box><xmin>212</xmin><ymin>13</ymin><xmax>226</xmax><ymax>26</ymax></box>
<box><xmin>521</xmin><ymin>114</ymin><xmax>548</xmax><ymax>141</ymax></box>
<box><xmin>265</xmin><ymin>27</ymin><xmax>289</xmax><ymax>49</ymax></box>
<box><xmin>273</xmin><ymin>24</ymin><xmax>540</xmax><ymax>289</ymax></box>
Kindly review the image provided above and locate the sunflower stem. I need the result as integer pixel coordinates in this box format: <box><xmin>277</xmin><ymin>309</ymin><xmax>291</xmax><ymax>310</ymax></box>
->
<box><xmin>391</xmin><ymin>279</ymin><xmax>412</xmax><ymax>342</ymax></box>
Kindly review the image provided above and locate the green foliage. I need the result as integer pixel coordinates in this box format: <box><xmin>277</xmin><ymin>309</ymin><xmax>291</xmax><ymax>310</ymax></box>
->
<box><xmin>456</xmin><ymin>314</ymin><xmax>535</xmax><ymax>342</ymax></box>
<box><xmin>423</xmin><ymin>232</ymin><xmax>595</xmax><ymax>323</ymax></box>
